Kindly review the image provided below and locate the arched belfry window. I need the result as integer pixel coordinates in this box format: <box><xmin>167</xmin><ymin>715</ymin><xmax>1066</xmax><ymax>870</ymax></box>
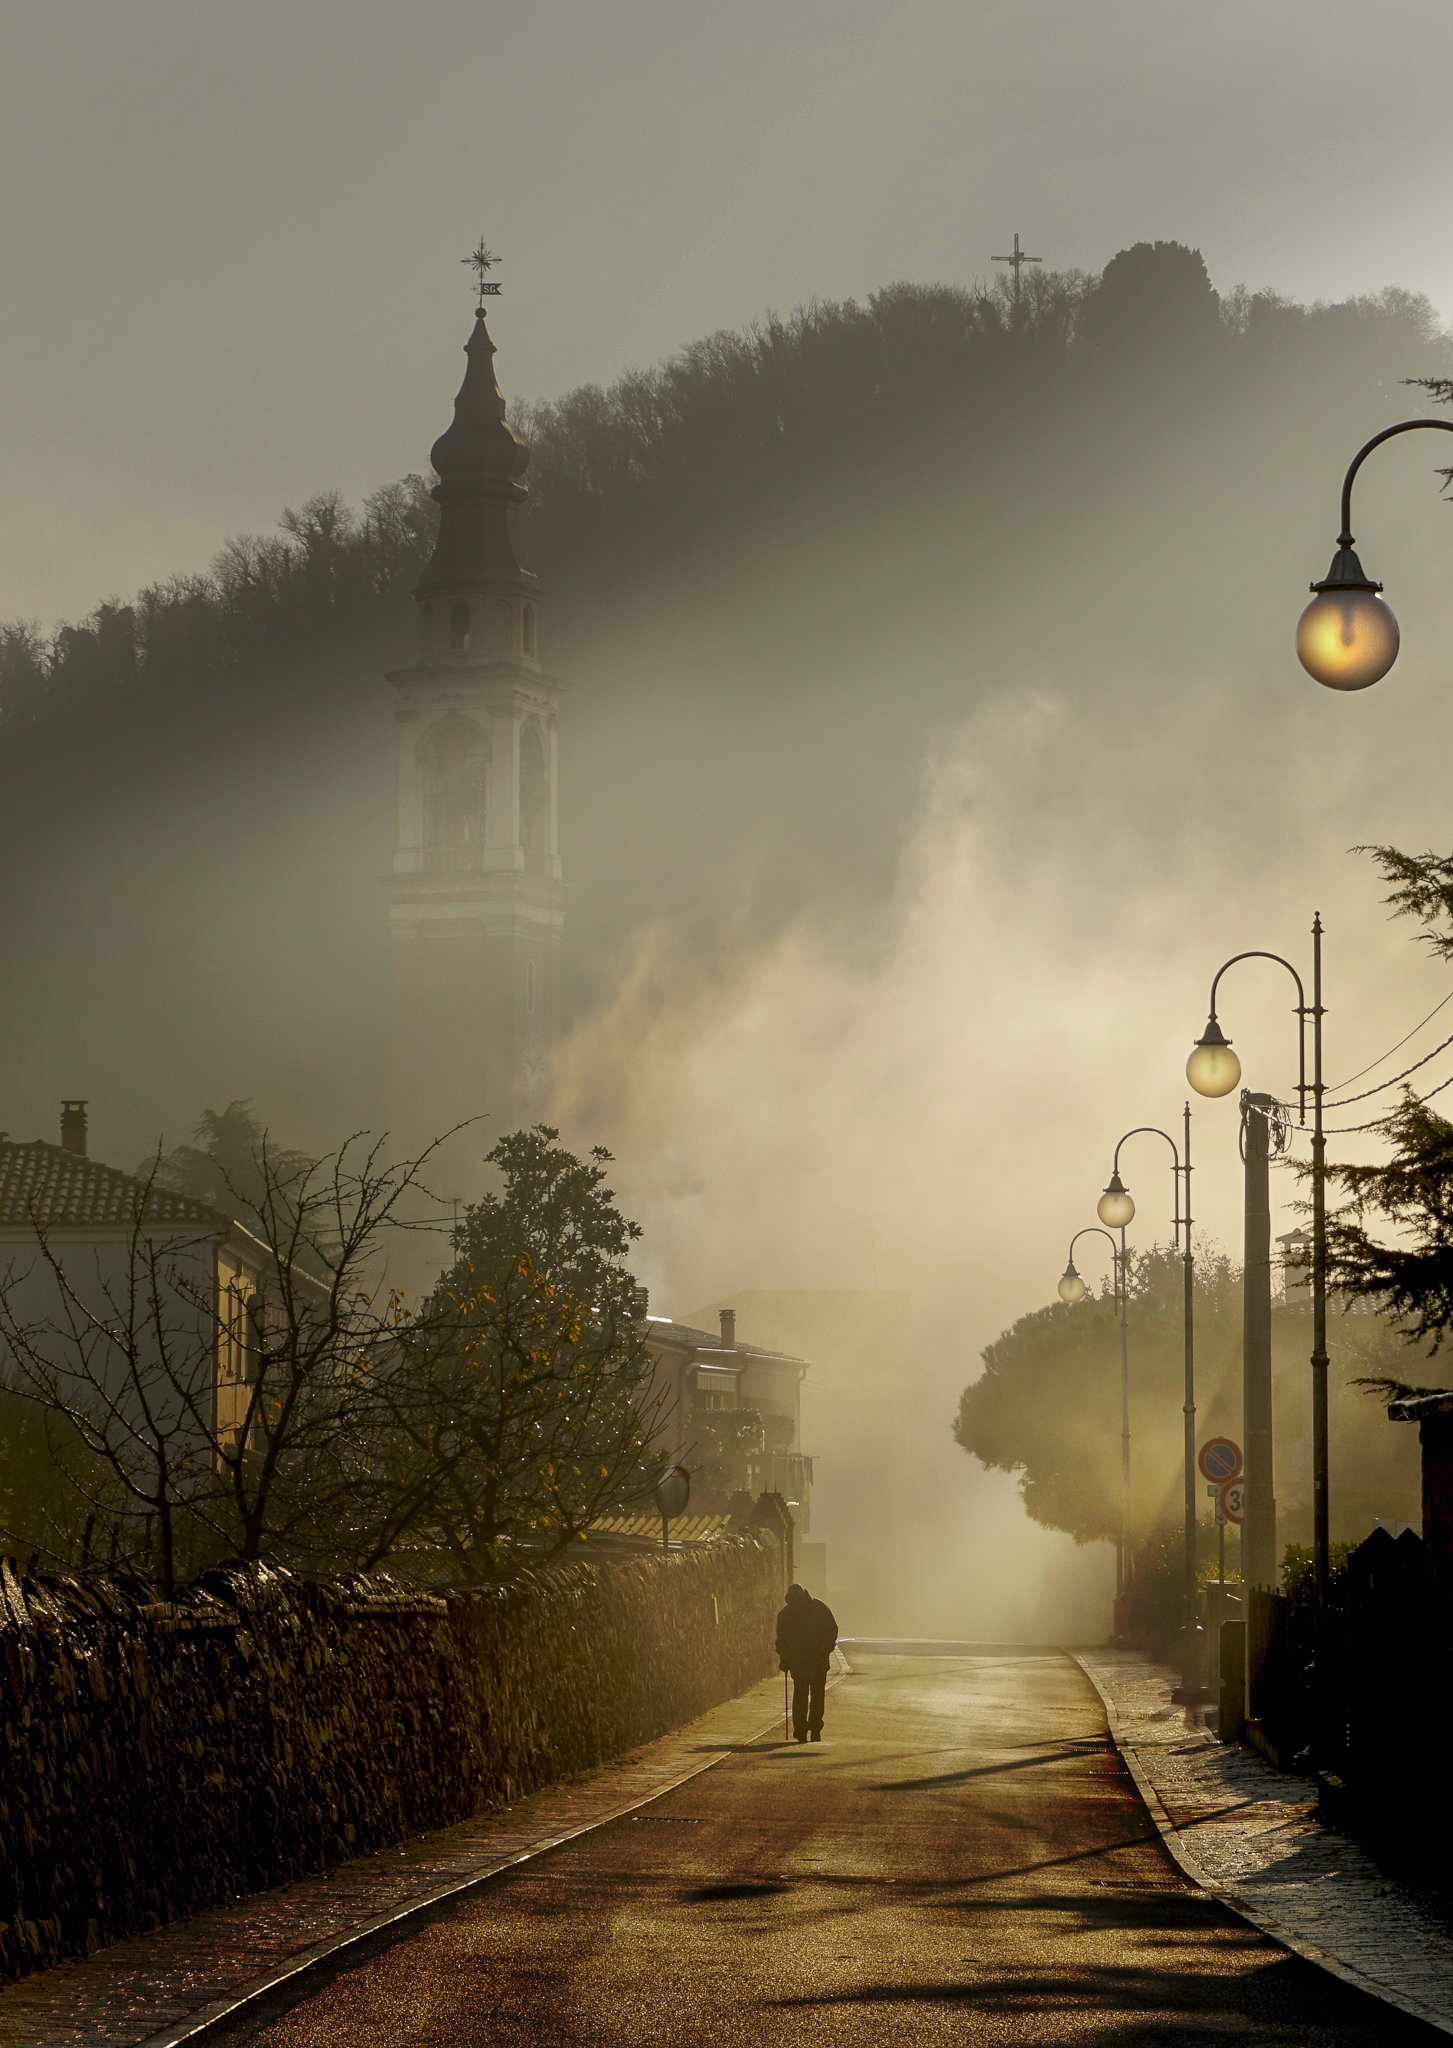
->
<box><xmin>483</xmin><ymin>598</ymin><xmax>512</xmax><ymax>654</ymax></box>
<box><xmin>422</xmin><ymin>716</ymin><xmax>488</xmax><ymax>855</ymax></box>
<box><xmin>519</xmin><ymin>723</ymin><xmax>549</xmax><ymax>857</ymax></box>
<box><xmin>449</xmin><ymin>601</ymin><xmax>470</xmax><ymax>651</ymax></box>
<box><xmin>522</xmin><ymin>606</ymin><xmax>536</xmax><ymax>656</ymax></box>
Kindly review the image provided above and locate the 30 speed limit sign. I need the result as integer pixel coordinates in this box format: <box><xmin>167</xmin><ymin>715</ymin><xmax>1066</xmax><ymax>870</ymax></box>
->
<box><xmin>1218</xmin><ymin>1479</ymin><xmax>1245</xmax><ymax>1526</ymax></box>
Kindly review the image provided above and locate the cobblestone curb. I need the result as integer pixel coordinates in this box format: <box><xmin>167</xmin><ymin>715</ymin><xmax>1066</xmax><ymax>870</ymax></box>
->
<box><xmin>0</xmin><ymin>1664</ymin><xmax>844</xmax><ymax>2048</ymax></box>
<box><xmin>1075</xmin><ymin>1648</ymin><xmax>1453</xmax><ymax>2038</ymax></box>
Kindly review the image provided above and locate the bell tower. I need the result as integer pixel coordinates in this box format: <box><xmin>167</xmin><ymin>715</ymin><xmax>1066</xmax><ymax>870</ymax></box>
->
<box><xmin>386</xmin><ymin>261</ymin><xmax>563</xmax><ymax>1193</ymax></box>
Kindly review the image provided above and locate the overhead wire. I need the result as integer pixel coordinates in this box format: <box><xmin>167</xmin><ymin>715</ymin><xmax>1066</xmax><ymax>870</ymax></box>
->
<box><xmin>1324</xmin><ymin>1026</ymin><xmax>1453</xmax><ymax>1109</ymax></box>
<box><xmin>1320</xmin><ymin>1065</ymin><xmax>1453</xmax><ymax>1136</ymax></box>
<box><xmin>1324</xmin><ymin>986</ymin><xmax>1453</xmax><ymax>1093</ymax></box>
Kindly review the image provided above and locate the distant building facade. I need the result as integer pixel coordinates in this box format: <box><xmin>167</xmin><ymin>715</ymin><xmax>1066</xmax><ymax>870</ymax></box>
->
<box><xmin>1277</xmin><ymin>1227</ymin><xmax>1379</xmax><ymax>1315</ymax></box>
<box><xmin>641</xmin><ymin>1303</ymin><xmax>815</xmax><ymax>1531</ymax></box>
<box><xmin>0</xmin><ymin>1102</ymin><xmax>274</xmax><ymax>1458</ymax></box>
<box><xmin>385</xmin><ymin>304</ymin><xmax>564</xmax><ymax>1202</ymax></box>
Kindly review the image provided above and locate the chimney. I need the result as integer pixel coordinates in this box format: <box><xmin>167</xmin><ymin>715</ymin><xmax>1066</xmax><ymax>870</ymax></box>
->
<box><xmin>60</xmin><ymin>1101</ymin><xmax>89</xmax><ymax>1157</ymax></box>
<box><xmin>719</xmin><ymin>1308</ymin><xmax>737</xmax><ymax>1348</ymax></box>
<box><xmin>631</xmin><ymin>1285</ymin><xmax>649</xmax><ymax>1320</ymax></box>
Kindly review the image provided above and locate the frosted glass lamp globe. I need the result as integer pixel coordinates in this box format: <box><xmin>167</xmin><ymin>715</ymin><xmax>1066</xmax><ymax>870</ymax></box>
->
<box><xmin>1097</xmin><ymin>1174</ymin><xmax>1135</xmax><ymax>1230</ymax></box>
<box><xmin>1058</xmin><ymin>1266</ymin><xmax>1088</xmax><ymax>1304</ymax></box>
<box><xmin>1297</xmin><ymin>546</ymin><xmax>1399</xmax><ymax>691</ymax></box>
<box><xmin>1187</xmin><ymin>1019</ymin><xmax>1241</xmax><ymax>1098</ymax></box>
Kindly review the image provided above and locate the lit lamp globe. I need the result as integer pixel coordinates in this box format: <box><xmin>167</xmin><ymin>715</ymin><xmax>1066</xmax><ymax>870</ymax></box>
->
<box><xmin>1296</xmin><ymin>547</ymin><xmax>1399</xmax><ymax>691</ymax></box>
<box><xmin>1097</xmin><ymin>1172</ymin><xmax>1135</xmax><ymax>1230</ymax></box>
<box><xmin>1058</xmin><ymin>1264</ymin><xmax>1088</xmax><ymax>1304</ymax></box>
<box><xmin>1187</xmin><ymin>1018</ymin><xmax>1241</xmax><ymax>1098</ymax></box>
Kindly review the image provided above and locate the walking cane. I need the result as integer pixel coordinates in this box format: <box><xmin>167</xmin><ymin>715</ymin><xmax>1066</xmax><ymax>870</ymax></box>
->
<box><xmin>784</xmin><ymin>1669</ymin><xmax>789</xmax><ymax>1742</ymax></box>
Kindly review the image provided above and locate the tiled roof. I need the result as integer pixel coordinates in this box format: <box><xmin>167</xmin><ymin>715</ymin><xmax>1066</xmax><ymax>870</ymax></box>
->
<box><xmin>644</xmin><ymin>1318</ymin><xmax>807</xmax><ymax>1367</ymax></box>
<box><xmin>0</xmin><ymin>1142</ymin><xmax>226</xmax><ymax>1232</ymax></box>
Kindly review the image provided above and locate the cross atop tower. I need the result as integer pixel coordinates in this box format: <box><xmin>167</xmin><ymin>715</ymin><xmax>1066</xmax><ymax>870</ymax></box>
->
<box><xmin>464</xmin><ymin>237</ymin><xmax>503</xmax><ymax>311</ymax></box>
<box><xmin>992</xmin><ymin>232</ymin><xmax>1042</xmax><ymax>309</ymax></box>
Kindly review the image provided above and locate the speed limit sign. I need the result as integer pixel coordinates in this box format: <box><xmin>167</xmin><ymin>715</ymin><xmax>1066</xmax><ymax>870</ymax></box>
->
<box><xmin>1219</xmin><ymin>1479</ymin><xmax>1245</xmax><ymax>1526</ymax></box>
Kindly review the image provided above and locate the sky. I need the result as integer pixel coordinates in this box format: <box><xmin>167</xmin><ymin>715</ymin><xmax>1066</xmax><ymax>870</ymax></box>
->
<box><xmin>3</xmin><ymin>0</ymin><xmax>1453</xmax><ymax>1637</ymax></box>
<box><xmin>3</xmin><ymin>0</ymin><xmax>1453</xmax><ymax>625</ymax></box>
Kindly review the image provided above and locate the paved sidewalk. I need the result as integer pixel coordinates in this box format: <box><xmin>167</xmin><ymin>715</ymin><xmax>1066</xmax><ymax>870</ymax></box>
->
<box><xmin>1077</xmin><ymin>1647</ymin><xmax>1453</xmax><ymax>2039</ymax></box>
<box><xmin>0</xmin><ymin>1669</ymin><xmax>804</xmax><ymax>2048</ymax></box>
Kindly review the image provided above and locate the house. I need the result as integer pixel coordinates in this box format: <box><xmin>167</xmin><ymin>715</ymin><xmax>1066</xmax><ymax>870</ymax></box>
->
<box><xmin>640</xmin><ymin>1301</ymin><xmax>815</xmax><ymax>1533</ymax></box>
<box><xmin>1277</xmin><ymin>1228</ymin><xmax>1379</xmax><ymax>1315</ymax></box>
<box><xmin>0</xmin><ymin>1102</ymin><xmax>279</xmax><ymax>1453</ymax></box>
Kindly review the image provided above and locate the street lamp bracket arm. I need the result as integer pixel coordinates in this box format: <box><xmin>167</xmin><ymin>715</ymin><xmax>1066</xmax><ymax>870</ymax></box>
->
<box><xmin>1207</xmin><ymin>950</ymin><xmax>1308</xmax><ymax>1124</ymax></box>
<box><xmin>1065</xmin><ymin>1225</ymin><xmax>1125</xmax><ymax>1311</ymax></box>
<box><xmin>1068</xmin><ymin>1225</ymin><xmax>1120</xmax><ymax>1266</ymax></box>
<box><xmin>1207</xmin><ymin>950</ymin><xmax>1307</xmax><ymax>1020</ymax></box>
<box><xmin>1336</xmin><ymin>417</ymin><xmax>1453</xmax><ymax>550</ymax></box>
<box><xmin>1111</xmin><ymin>1126</ymin><xmax>1181</xmax><ymax>1174</ymax></box>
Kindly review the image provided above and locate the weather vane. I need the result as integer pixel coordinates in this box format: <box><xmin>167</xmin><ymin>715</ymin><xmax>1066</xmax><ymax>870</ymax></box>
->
<box><xmin>464</xmin><ymin>238</ymin><xmax>502</xmax><ymax>310</ymax></box>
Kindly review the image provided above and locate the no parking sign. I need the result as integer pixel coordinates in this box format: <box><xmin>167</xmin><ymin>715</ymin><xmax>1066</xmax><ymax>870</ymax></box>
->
<box><xmin>1197</xmin><ymin>1437</ymin><xmax>1242</xmax><ymax>1486</ymax></box>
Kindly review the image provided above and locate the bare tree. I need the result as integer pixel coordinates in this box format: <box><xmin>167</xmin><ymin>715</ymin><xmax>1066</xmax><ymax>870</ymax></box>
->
<box><xmin>0</xmin><ymin>1136</ymin><xmax>440</xmax><ymax>1591</ymax></box>
<box><xmin>0</xmin><ymin>1124</ymin><xmax>669</xmax><ymax>1590</ymax></box>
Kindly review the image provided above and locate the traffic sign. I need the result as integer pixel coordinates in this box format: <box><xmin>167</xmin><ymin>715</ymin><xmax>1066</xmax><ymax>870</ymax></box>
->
<box><xmin>656</xmin><ymin>1465</ymin><xmax>691</xmax><ymax>1520</ymax></box>
<box><xmin>1198</xmin><ymin>1437</ymin><xmax>1242</xmax><ymax>1485</ymax></box>
<box><xmin>1219</xmin><ymin>1478</ymin><xmax>1245</xmax><ymax>1525</ymax></box>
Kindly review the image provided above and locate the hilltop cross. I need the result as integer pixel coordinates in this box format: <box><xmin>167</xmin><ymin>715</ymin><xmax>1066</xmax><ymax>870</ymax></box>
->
<box><xmin>464</xmin><ymin>238</ymin><xmax>503</xmax><ymax>310</ymax></box>
<box><xmin>992</xmin><ymin>232</ymin><xmax>1041</xmax><ymax>310</ymax></box>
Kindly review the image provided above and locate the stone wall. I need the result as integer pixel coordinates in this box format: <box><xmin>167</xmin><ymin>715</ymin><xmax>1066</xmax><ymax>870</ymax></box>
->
<box><xmin>0</xmin><ymin>1535</ymin><xmax>782</xmax><ymax>1980</ymax></box>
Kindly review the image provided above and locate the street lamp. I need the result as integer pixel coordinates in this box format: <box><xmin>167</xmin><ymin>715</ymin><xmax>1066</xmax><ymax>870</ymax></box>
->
<box><xmin>1297</xmin><ymin>417</ymin><xmax>1453</xmax><ymax>691</ymax></box>
<box><xmin>1056</xmin><ymin>1227</ymin><xmax>1127</xmax><ymax>1594</ymax></box>
<box><xmin>1186</xmin><ymin>1017</ymin><xmax>1241</xmax><ymax>1099</ymax></box>
<box><xmin>1059</xmin><ymin>1226</ymin><xmax>1119</xmax><ymax>1306</ymax></box>
<box><xmin>1186</xmin><ymin>928</ymin><xmax>1329</xmax><ymax>1620</ymax></box>
<box><xmin>1104</xmin><ymin>1117</ymin><xmax>1202</xmax><ymax>1702</ymax></box>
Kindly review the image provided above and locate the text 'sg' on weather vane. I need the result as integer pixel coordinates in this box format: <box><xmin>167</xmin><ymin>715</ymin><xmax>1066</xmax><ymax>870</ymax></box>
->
<box><xmin>465</xmin><ymin>239</ymin><xmax>502</xmax><ymax>308</ymax></box>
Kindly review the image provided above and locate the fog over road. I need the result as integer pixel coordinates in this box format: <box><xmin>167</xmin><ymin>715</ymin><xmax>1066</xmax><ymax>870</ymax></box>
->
<box><xmin>225</xmin><ymin>1651</ymin><xmax>1433</xmax><ymax>2047</ymax></box>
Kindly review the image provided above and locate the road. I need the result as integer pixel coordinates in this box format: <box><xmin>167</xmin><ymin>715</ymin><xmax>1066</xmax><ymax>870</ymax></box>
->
<box><xmin>224</xmin><ymin>1650</ymin><xmax>1440</xmax><ymax>2046</ymax></box>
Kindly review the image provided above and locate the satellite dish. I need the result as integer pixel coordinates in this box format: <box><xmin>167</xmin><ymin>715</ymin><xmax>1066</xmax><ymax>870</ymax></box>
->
<box><xmin>656</xmin><ymin>1465</ymin><xmax>691</xmax><ymax>1521</ymax></box>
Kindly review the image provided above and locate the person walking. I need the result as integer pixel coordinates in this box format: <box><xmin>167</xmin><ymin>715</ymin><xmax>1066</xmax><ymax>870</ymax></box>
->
<box><xmin>775</xmin><ymin>1582</ymin><xmax>838</xmax><ymax>1743</ymax></box>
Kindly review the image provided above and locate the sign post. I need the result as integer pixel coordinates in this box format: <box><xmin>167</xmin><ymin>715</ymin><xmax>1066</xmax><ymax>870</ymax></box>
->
<box><xmin>655</xmin><ymin>1465</ymin><xmax>691</xmax><ymax>1554</ymax></box>
<box><xmin>1198</xmin><ymin>1438</ymin><xmax>1243</xmax><ymax>1609</ymax></box>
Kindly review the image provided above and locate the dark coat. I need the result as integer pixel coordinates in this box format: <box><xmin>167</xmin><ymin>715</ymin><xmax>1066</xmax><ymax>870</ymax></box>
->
<box><xmin>776</xmin><ymin>1592</ymin><xmax>838</xmax><ymax>1673</ymax></box>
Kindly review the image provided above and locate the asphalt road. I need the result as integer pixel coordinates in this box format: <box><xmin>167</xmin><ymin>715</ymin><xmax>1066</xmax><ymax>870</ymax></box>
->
<box><xmin>225</xmin><ymin>1651</ymin><xmax>1441</xmax><ymax>2046</ymax></box>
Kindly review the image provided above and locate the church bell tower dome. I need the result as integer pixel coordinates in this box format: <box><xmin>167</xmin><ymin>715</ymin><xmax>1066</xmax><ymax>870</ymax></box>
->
<box><xmin>412</xmin><ymin>242</ymin><xmax>542</xmax><ymax>672</ymax></box>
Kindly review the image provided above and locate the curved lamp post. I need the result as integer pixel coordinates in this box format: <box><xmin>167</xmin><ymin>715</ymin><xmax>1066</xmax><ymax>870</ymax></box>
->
<box><xmin>1187</xmin><ymin>928</ymin><xmax>1328</xmax><ymax>1619</ymax></box>
<box><xmin>1297</xmin><ymin>417</ymin><xmax>1453</xmax><ymax>690</ymax></box>
<box><xmin>1057</xmin><ymin>1226</ymin><xmax>1128</xmax><ymax>1592</ymax></box>
<box><xmin>1059</xmin><ymin>1224</ymin><xmax>1121</xmax><ymax>1304</ymax></box>
<box><xmin>1104</xmin><ymin>1116</ymin><xmax>1202</xmax><ymax>1701</ymax></box>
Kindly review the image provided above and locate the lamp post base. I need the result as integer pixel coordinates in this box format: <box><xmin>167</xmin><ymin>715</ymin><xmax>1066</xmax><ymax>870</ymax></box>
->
<box><xmin>1172</xmin><ymin>1622</ymin><xmax>1211</xmax><ymax>1706</ymax></box>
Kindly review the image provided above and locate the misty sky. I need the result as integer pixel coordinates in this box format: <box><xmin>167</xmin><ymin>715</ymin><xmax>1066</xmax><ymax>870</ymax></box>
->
<box><xmin>5</xmin><ymin>0</ymin><xmax>1453</xmax><ymax>1639</ymax></box>
<box><xmin>3</xmin><ymin>0</ymin><xmax>1452</xmax><ymax>624</ymax></box>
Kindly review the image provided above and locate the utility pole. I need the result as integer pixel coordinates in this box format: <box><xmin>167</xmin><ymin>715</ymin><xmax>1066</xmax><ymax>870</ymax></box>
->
<box><xmin>1242</xmin><ymin>1092</ymin><xmax>1278</xmax><ymax>1589</ymax></box>
<box><xmin>1119</xmin><ymin>1222</ymin><xmax>1131</xmax><ymax>1597</ymax></box>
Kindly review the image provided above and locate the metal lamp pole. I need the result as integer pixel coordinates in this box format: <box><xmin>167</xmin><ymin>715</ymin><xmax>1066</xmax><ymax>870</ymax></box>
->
<box><xmin>1186</xmin><ymin>927</ymin><xmax>1327</xmax><ymax>1614</ymax></box>
<box><xmin>1098</xmin><ymin>1114</ymin><xmax>1201</xmax><ymax>1699</ymax></box>
<box><xmin>1057</xmin><ymin>1226</ymin><xmax>1128</xmax><ymax>1596</ymax></box>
